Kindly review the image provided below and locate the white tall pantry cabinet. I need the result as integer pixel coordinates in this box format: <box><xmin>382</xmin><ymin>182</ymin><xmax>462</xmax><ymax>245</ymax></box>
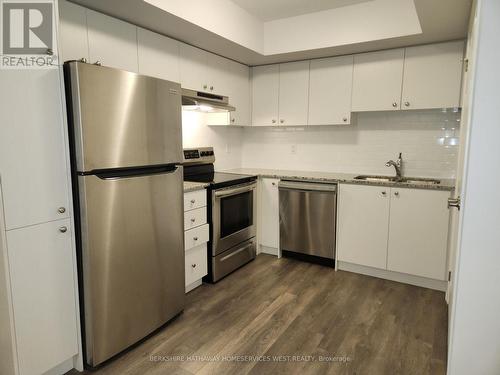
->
<box><xmin>0</xmin><ymin>2</ymin><xmax>81</xmax><ymax>375</ymax></box>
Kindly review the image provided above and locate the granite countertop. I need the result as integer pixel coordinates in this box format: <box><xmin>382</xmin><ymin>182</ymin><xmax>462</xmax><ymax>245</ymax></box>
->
<box><xmin>220</xmin><ymin>168</ymin><xmax>455</xmax><ymax>191</ymax></box>
<box><xmin>183</xmin><ymin>181</ymin><xmax>209</xmax><ymax>192</ymax></box>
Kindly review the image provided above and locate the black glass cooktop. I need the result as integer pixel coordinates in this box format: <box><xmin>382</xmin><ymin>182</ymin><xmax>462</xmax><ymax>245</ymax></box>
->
<box><xmin>185</xmin><ymin>171</ymin><xmax>257</xmax><ymax>189</ymax></box>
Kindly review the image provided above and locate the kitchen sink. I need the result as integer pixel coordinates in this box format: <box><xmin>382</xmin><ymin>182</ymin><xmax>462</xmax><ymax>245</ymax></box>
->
<box><xmin>354</xmin><ymin>175</ymin><xmax>441</xmax><ymax>185</ymax></box>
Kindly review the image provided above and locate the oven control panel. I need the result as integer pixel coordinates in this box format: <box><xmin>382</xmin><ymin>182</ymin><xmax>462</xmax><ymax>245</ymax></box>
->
<box><xmin>183</xmin><ymin>147</ymin><xmax>215</xmax><ymax>165</ymax></box>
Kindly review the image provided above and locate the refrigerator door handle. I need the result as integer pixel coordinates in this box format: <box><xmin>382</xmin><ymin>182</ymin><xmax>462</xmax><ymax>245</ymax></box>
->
<box><xmin>93</xmin><ymin>165</ymin><xmax>181</xmax><ymax>180</ymax></box>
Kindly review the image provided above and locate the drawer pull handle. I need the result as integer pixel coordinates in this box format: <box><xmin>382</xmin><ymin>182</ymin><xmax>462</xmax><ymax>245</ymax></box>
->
<box><xmin>58</xmin><ymin>207</ymin><xmax>66</xmax><ymax>213</ymax></box>
<box><xmin>192</xmin><ymin>264</ymin><xmax>197</xmax><ymax>268</ymax></box>
<box><xmin>190</xmin><ymin>199</ymin><xmax>196</xmax><ymax>204</ymax></box>
<box><xmin>191</xmin><ymin>218</ymin><xmax>196</xmax><ymax>222</ymax></box>
<box><xmin>59</xmin><ymin>226</ymin><xmax>68</xmax><ymax>233</ymax></box>
<box><xmin>193</xmin><ymin>236</ymin><xmax>198</xmax><ymax>241</ymax></box>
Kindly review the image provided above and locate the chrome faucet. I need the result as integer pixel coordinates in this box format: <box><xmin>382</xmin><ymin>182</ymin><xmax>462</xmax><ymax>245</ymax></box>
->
<box><xmin>386</xmin><ymin>153</ymin><xmax>403</xmax><ymax>181</ymax></box>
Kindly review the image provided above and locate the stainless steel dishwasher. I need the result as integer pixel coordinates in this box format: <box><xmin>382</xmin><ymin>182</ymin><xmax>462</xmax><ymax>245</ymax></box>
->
<box><xmin>279</xmin><ymin>180</ymin><xmax>337</xmax><ymax>265</ymax></box>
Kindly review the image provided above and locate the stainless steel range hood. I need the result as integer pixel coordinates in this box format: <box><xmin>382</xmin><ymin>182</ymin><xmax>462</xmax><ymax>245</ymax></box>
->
<box><xmin>182</xmin><ymin>88</ymin><xmax>235</xmax><ymax>112</ymax></box>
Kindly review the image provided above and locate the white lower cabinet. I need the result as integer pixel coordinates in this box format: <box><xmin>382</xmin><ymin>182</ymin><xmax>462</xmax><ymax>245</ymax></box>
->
<box><xmin>185</xmin><ymin>244</ymin><xmax>208</xmax><ymax>287</ymax></box>
<box><xmin>337</xmin><ymin>184</ymin><xmax>390</xmax><ymax>269</ymax></box>
<box><xmin>183</xmin><ymin>189</ymin><xmax>208</xmax><ymax>292</ymax></box>
<box><xmin>5</xmin><ymin>219</ymin><xmax>79</xmax><ymax>375</ymax></box>
<box><xmin>387</xmin><ymin>188</ymin><xmax>450</xmax><ymax>280</ymax></box>
<box><xmin>258</xmin><ymin>178</ymin><xmax>280</xmax><ymax>254</ymax></box>
<box><xmin>337</xmin><ymin>183</ymin><xmax>451</xmax><ymax>282</ymax></box>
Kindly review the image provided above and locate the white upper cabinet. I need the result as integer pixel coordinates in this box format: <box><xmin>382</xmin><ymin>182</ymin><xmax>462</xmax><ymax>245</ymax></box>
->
<box><xmin>58</xmin><ymin>0</ymin><xmax>89</xmax><ymax>63</ymax></box>
<box><xmin>252</xmin><ymin>65</ymin><xmax>280</xmax><ymax>126</ymax></box>
<box><xmin>137</xmin><ymin>28</ymin><xmax>180</xmax><ymax>83</ymax></box>
<box><xmin>387</xmin><ymin>188</ymin><xmax>450</xmax><ymax>280</ymax></box>
<box><xmin>337</xmin><ymin>184</ymin><xmax>391</xmax><ymax>269</ymax></box>
<box><xmin>278</xmin><ymin>61</ymin><xmax>310</xmax><ymax>126</ymax></box>
<box><xmin>6</xmin><ymin>219</ymin><xmax>78</xmax><ymax>375</ymax></box>
<box><xmin>227</xmin><ymin>60</ymin><xmax>251</xmax><ymax>126</ymax></box>
<box><xmin>0</xmin><ymin>70</ymin><xmax>70</xmax><ymax>230</ymax></box>
<box><xmin>351</xmin><ymin>48</ymin><xmax>405</xmax><ymax>111</ymax></box>
<box><xmin>87</xmin><ymin>10</ymin><xmax>138</xmax><ymax>72</ymax></box>
<box><xmin>401</xmin><ymin>41</ymin><xmax>464</xmax><ymax>110</ymax></box>
<box><xmin>179</xmin><ymin>44</ymin><xmax>229</xmax><ymax>95</ymax></box>
<box><xmin>308</xmin><ymin>55</ymin><xmax>353</xmax><ymax>125</ymax></box>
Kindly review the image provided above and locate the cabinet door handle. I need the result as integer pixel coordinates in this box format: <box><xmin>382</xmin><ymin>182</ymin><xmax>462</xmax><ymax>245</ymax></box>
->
<box><xmin>190</xmin><ymin>199</ymin><xmax>196</xmax><ymax>204</ymax></box>
<box><xmin>59</xmin><ymin>226</ymin><xmax>68</xmax><ymax>233</ymax></box>
<box><xmin>191</xmin><ymin>218</ymin><xmax>196</xmax><ymax>223</ymax></box>
<box><xmin>210</xmin><ymin>86</ymin><xmax>214</xmax><ymax>91</ymax></box>
<box><xmin>280</xmin><ymin>119</ymin><xmax>284</xmax><ymax>124</ymax></box>
<box><xmin>193</xmin><ymin>236</ymin><xmax>198</xmax><ymax>241</ymax></box>
<box><xmin>381</xmin><ymin>191</ymin><xmax>387</xmax><ymax>196</ymax></box>
<box><xmin>192</xmin><ymin>264</ymin><xmax>197</xmax><ymax>268</ymax></box>
<box><xmin>231</xmin><ymin>118</ymin><xmax>235</xmax><ymax>123</ymax></box>
<box><xmin>392</xmin><ymin>102</ymin><xmax>398</xmax><ymax>108</ymax></box>
<box><xmin>271</xmin><ymin>119</ymin><xmax>276</xmax><ymax>124</ymax></box>
<box><xmin>342</xmin><ymin>117</ymin><xmax>348</xmax><ymax>122</ymax></box>
<box><xmin>404</xmin><ymin>101</ymin><xmax>410</xmax><ymax>107</ymax></box>
<box><xmin>58</xmin><ymin>207</ymin><xmax>66</xmax><ymax>213</ymax></box>
<box><xmin>394</xmin><ymin>191</ymin><xmax>400</xmax><ymax>196</ymax></box>
<box><xmin>203</xmin><ymin>84</ymin><xmax>207</xmax><ymax>90</ymax></box>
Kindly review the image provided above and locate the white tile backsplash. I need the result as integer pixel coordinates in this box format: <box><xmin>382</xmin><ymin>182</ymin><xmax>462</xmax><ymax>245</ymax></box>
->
<box><xmin>182</xmin><ymin>111</ymin><xmax>243</xmax><ymax>170</ymax></box>
<box><xmin>241</xmin><ymin>110</ymin><xmax>460</xmax><ymax>178</ymax></box>
<box><xmin>182</xmin><ymin>109</ymin><xmax>460</xmax><ymax>178</ymax></box>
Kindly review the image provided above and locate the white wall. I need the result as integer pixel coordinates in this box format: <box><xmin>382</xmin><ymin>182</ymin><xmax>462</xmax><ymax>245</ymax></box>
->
<box><xmin>264</xmin><ymin>0</ymin><xmax>421</xmax><ymax>55</ymax></box>
<box><xmin>448</xmin><ymin>0</ymin><xmax>500</xmax><ymax>374</ymax></box>
<box><xmin>241</xmin><ymin>110</ymin><xmax>460</xmax><ymax>178</ymax></box>
<box><xmin>182</xmin><ymin>111</ymin><xmax>243</xmax><ymax>170</ymax></box>
<box><xmin>144</xmin><ymin>0</ymin><xmax>264</xmax><ymax>53</ymax></box>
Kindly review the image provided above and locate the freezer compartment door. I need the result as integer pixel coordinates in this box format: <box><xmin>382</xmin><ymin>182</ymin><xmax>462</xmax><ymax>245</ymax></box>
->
<box><xmin>66</xmin><ymin>62</ymin><xmax>182</xmax><ymax>171</ymax></box>
<box><xmin>78</xmin><ymin>166</ymin><xmax>184</xmax><ymax>366</ymax></box>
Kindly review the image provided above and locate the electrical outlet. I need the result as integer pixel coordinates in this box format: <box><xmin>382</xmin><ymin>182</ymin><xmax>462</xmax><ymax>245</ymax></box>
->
<box><xmin>291</xmin><ymin>144</ymin><xmax>297</xmax><ymax>154</ymax></box>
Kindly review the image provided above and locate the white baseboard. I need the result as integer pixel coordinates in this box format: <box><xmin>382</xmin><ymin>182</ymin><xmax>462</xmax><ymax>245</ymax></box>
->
<box><xmin>259</xmin><ymin>245</ymin><xmax>279</xmax><ymax>257</ymax></box>
<box><xmin>185</xmin><ymin>279</ymin><xmax>203</xmax><ymax>293</ymax></box>
<box><xmin>42</xmin><ymin>357</ymin><xmax>75</xmax><ymax>375</ymax></box>
<box><xmin>337</xmin><ymin>261</ymin><xmax>447</xmax><ymax>291</ymax></box>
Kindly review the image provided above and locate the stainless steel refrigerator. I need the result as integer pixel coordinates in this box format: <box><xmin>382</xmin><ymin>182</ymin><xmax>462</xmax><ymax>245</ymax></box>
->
<box><xmin>64</xmin><ymin>61</ymin><xmax>185</xmax><ymax>368</ymax></box>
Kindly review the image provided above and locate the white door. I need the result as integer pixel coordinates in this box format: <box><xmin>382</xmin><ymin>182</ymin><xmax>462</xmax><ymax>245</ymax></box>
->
<box><xmin>137</xmin><ymin>28</ymin><xmax>180</xmax><ymax>82</ymax></box>
<box><xmin>6</xmin><ymin>219</ymin><xmax>78</xmax><ymax>375</ymax></box>
<box><xmin>252</xmin><ymin>65</ymin><xmax>279</xmax><ymax>126</ymax></box>
<box><xmin>58</xmin><ymin>0</ymin><xmax>89</xmax><ymax>63</ymax></box>
<box><xmin>87</xmin><ymin>10</ymin><xmax>138</xmax><ymax>72</ymax></box>
<box><xmin>0</xmin><ymin>69</ymin><xmax>70</xmax><ymax>230</ymax></box>
<box><xmin>259</xmin><ymin>178</ymin><xmax>280</xmax><ymax>252</ymax></box>
<box><xmin>337</xmin><ymin>184</ymin><xmax>390</xmax><ymax>269</ymax></box>
<box><xmin>228</xmin><ymin>60</ymin><xmax>251</xmax><ymax>126</ymax></box>
<box><xmin>351</xmin><ymin>48</ymin><xmax>405</xmax><ymax>111</ymax></box>
<box><xmin>401</xmin><ymin>41</ymin><xmax>465</xmax><ymax>110</ymax></box>
<box><xmin>179</xmin><ymin>44</ymin><xmax>209</xmax><ymax>91</ymax></box>
<box><xmin>387</xmin><ymin>188</ymin><xmax>450</xmax><ymax>280</ymax></box>
<box><xmin>278</xmin><ymin>61</ymin><xmax>310</xmax><ymax>126</ymax></box>
<box><xmin>308</xmin><ymin>55</ymin><xmax>353</xmax><ymax>125</ymax></box>
<box><xmin>447</xmin><ymin>4</ymin><xmax>478</xmax><ymax>313</ymax></box>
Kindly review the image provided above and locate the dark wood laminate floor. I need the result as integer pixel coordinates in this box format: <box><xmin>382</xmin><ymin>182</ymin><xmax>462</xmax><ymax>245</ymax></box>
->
<box><xmin>70</xmin><ymin>254</ymin><xmax>447</xmax><ymax>375</ymax></box>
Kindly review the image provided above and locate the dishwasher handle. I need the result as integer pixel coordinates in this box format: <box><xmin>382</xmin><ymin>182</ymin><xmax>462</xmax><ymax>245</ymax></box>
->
<box><xmin>278</xmin><ymin>180</ymin><xmax>337</xmax><ymax>192</ymax></box>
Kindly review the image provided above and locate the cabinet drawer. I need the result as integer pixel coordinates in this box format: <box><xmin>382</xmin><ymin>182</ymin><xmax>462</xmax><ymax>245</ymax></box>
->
<box><xmin>184</xmin><ymin>224</ymin><xmax>209</xmax><ymax>250</ymax></box>
<box><xmin>184</xmin><ymin>207</ymin><xmax>207</xmax><ymax>230</ymax></box>
<box><xmin>185</xmin><ymin>244</ymin><xmax>208</xmax><ymax>286</ymax></box>
<box><xmin>184</xmin><ymin>190</ymin><xmax>207</xmax><ymax>212</ymax></box>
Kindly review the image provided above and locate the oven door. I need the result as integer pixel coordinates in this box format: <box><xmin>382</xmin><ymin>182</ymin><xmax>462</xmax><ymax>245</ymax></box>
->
<box><xmin>212</xmin><ymin>181</ymin><xmax>257</xmax><ymax>256</ymax></box>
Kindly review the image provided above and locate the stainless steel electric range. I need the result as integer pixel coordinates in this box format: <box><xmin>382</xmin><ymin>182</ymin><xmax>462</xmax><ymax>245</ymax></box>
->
<box><xmin>183</xmin><ymin>147</ymin><xmax>258</xmax><ymax>282</ymax></box>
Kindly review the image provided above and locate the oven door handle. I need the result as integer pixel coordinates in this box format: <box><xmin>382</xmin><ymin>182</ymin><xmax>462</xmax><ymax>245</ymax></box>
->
<box><xmin>214</xmin><ymin>182</ymin><xmax>257</xmax><ymax>198</ymax></box>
